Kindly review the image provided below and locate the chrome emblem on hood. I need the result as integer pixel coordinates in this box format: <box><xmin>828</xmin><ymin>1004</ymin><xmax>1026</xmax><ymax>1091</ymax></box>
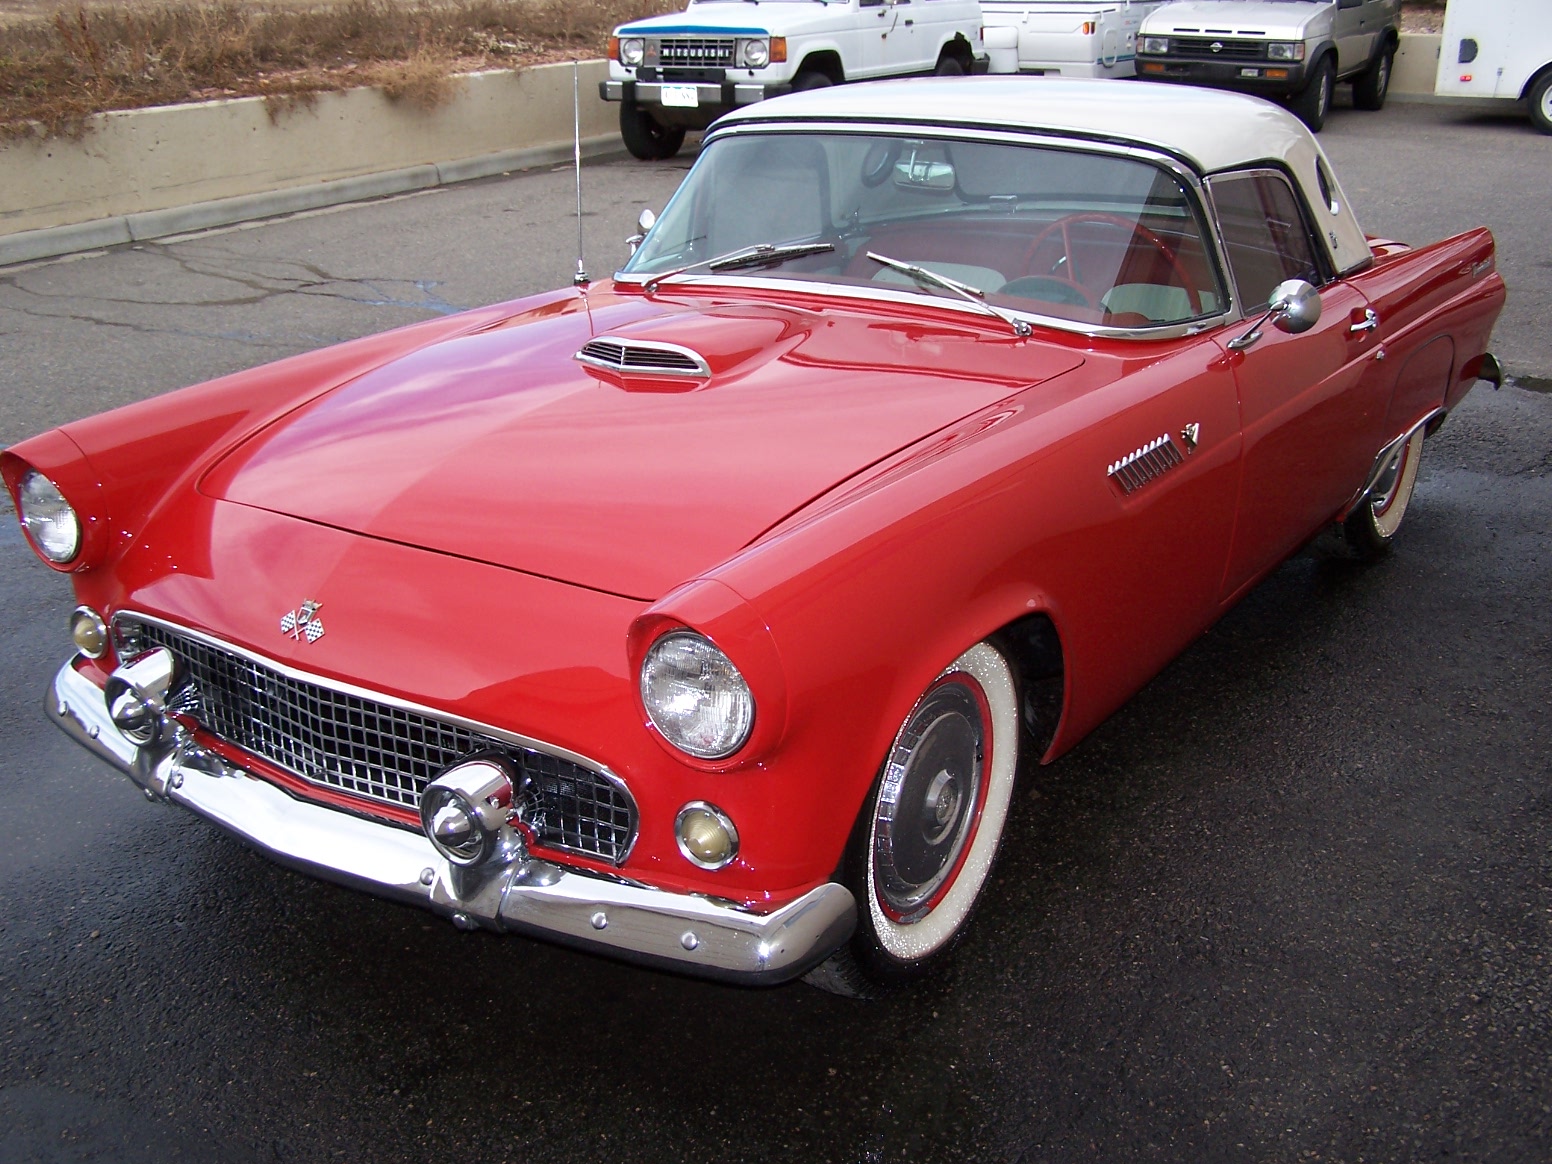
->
<box><xmin>281</xmin><ymin>600</ymin><xmax>326</xmax><ymax>643</ymax></box>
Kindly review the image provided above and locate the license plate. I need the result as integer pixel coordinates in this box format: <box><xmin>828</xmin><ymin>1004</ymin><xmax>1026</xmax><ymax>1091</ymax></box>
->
<box><xmin>660</xmin><ymin>85</ymin><xmax>700</xmax><ymax>108</ymax></box>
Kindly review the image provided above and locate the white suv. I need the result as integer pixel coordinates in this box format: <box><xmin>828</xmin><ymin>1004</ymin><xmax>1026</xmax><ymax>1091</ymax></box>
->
<box><xmin>602</xmin><ymin>0</ymin><xmax>990</xmax><ymax>159</ymax></box>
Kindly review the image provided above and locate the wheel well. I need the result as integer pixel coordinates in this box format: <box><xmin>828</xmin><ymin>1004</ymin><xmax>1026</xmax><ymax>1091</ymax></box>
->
<box><xmin>939</xmin><ymin>34</ymin><xmax>974</xmax><ymax>68</ymax></box>
<box><xmin>1521</xmin><ymin>61</ymin><xmax>1552</xmax><ymax>101</ymax></box>
<box><xmin>987</xmin><ymin>612</ymin><xmax>1065</xmax><ymax>759</ymax></box>
<box><xmin>796</xmin><ymin>52</ymin><xmax>844</xmax><ymax>84</ymax></box>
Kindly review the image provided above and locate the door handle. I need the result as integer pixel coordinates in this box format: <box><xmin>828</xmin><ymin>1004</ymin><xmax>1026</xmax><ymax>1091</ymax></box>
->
<box><xmin>1349</xmin><ymin>309</ymin><xmax>1379</xmax><ymax>334</ymax></box>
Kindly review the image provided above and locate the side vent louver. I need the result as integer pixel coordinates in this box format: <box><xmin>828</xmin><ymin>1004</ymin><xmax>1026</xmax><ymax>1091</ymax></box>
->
<box><xmin>576</xmin><ymin>337</ymin><xmax>711</xmax><ymax>378</ymax></box>
<box><xmin>1108</xmin><ymin>434</ymin><xmax>1184</xmax><ymax>495</ymax></box>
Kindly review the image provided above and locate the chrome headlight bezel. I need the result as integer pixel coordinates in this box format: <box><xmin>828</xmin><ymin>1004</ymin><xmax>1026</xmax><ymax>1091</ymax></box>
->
<box><xmin>1267</xmin><ymin>42</ymin><xmax>1306</xmax><ymax>62</ymax></box>
<box><xmin>640</xmin><ymin>631</ymin><xmax>755</xmax><ymax>761</ymax></box>
<box><xmin>16</xmin><ymin>469</ymin><xmax>81</xmax><ymax>564</ymax></box>
<box><xmin>620</xmin><ymin>37</ymin><xmax>646</xmax><ymax>66</ymax></box>
<box><xmin>738</xmin><ymin>38</ymin><xmax>770</xmax><ymax>69</ymax></box>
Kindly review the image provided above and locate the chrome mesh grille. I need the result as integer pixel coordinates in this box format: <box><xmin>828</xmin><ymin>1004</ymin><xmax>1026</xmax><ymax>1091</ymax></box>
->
<box><xmin>656</xmin><ymin>37</ymin><xmax>736</xmax><ymax>67</ymax></box>
<box><xmin>1168</xmin><ymin>37</ymin><xmax>1267</xmax><ymax>61</ymax></box>
<box><xmin>115</xmin><ymin>618</ymin><xmax>637</xmax><ymax>864</ymax></box>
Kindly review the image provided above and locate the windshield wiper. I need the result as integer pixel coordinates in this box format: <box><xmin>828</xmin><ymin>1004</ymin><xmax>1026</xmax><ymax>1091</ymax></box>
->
<box><xmin>642</xmin><ymin>241</ymin><xmax>835</xmax><ymax>292</ymax></box>
<box><xmin>866</xmin><ymin>251</ymin><xmax>1032</xmax><ymax>338</ymax></box>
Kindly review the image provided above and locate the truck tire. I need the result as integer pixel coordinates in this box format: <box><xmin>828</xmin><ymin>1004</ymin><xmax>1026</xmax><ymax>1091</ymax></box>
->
<box><xmin>792</xmin><ymin>70</ymin><xmax>834</xmax><ymax>91</ymax></box>
<box><xmin>619</xmin><ymin>97</ymin><xmax>686</xmax><ymax>161</ymax></box>
<box><xmin>934</xmin><ymin>53</ymin><xmax>966</xmax><ymax>76</ymax></box>
<box><xmin>1530</xmin><ymin>71</ymin><xmax>1552</xmax><ymax>135</ymax></box>
<box><xmin>1353</xmin><ymin>45</ymin><xmax>1393</xmax><ymax>111</ymax></box>
<box><xmin>1291</xmin><ymin>57</ymin><xmax>1335</xmax><ymax>132</ymax></box>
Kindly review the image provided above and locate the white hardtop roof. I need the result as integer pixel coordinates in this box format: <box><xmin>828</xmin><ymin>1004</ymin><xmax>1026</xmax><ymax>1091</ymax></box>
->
<box><xmin>716</xmin><ymin>77</ymin><xmax>1371</xmax><ymax>272</ymax></box>
<box><xmin>720</xmin><ymin>76</ymin><xmax>1313</xmax><ymax>176</ymax></box>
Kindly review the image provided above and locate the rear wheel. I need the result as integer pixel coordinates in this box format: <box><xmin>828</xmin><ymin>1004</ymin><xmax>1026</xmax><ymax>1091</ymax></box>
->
<box><xmin>619</xmin><ymin>97</ymin><xmax>685</xmax><ymax>161</ymax></box>
<box><xmin>934</xmin><ymin>53</ymin><xmax>967</xmax><ymax>77</ymax></box>
<box><xmin>1344</xmin><ymin>428</ymin><xmax>1423</xmax><ymax>559</ymax></box>
<box><xmin>1353</xmin><ymin>46</ymin><xmax>1393</xmax><ymax>111</ymax></box>
<box><xmin>804</xmin><ymin>642</ymin><xmax>1020</xmax><ymax>997</ymax></box>
<box><xmin>1529</xmin><ymin>72</ymin><xmax>1552</xmax><ymax>135</ymax></box>
<box><xmin>1292</xmin><ymin>57</ymin><xmax>1335</xmax><ymax>131</ymax></box>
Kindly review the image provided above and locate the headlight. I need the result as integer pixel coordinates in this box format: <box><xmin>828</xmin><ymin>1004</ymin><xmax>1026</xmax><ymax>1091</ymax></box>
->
<box><xmin>1267</xmin><ymin>42</ymin><xmax>1305</xmax><ymax>61</ymax></box>
<box><xmin>620</xmin><ymin>37</ymin><xmax>645</xmax><ymax>66</ymax></box>
<box><xmin>16</xmin><ymin>469</ymin><xmax>80</xmax><ymax>563</ymax></box>
<box><xmin>739</xmin><ymin>38</ymin><xmax>769</xmax><ymax>68</ymax></box>
<box><xmin>641</xmin><ymin>631</ymin><xmax>754</xmax><ymax>760</ymax></box>
<box><xmin>1140</xmin><ymin>36</ymin><xmax>1170</xmax><ymax>55</ymax></box>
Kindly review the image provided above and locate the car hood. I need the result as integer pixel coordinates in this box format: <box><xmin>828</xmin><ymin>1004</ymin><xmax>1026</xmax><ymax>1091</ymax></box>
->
<box><xmin>201</xmin><ymin>291</ymin><xmax>1082</xmax><ymax>599</ymax></box>
<box><xmin>1141</xmin><ymin>1</ymin><xmax>1323</xmax><ymax>40</ymax></box>
<box><xmin>617</xmin><ymin>2</ymin><xmax>858</xmax><ymax>38</ymax></box>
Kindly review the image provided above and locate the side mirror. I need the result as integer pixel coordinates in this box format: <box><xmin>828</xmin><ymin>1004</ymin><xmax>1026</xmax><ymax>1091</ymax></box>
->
<box><xmin>1268</xmin><ymin>279</ymin><xmax>1321</xmax><ymax>334</ymax></box>
<box><xmin>627</xmin><ymin>207</ymin><xmax>656</xmax><ymax>256</ymax></box>
<box><xmin>1227</xmin><ymin>279</ymin><xmax>1321</xmax><ymax>351</ymax></box>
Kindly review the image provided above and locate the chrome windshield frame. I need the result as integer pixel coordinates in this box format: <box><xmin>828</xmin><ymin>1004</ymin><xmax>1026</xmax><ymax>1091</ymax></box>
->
<box><xmin>613</xmin><ymin>120</ymin><xmax>1238</xmax><ymax>342</ymax></box>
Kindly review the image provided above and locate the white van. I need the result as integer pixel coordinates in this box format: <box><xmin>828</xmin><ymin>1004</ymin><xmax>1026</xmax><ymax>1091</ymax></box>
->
<box><xmin>1434</xmin><ymin>0</ymin><xmax>1552</xmax><ymax>134</ymax></box>
<box><xmin>979</xmin><ymin>1</ymin><xmax>1165</xmax><ymax>79</ymax></box>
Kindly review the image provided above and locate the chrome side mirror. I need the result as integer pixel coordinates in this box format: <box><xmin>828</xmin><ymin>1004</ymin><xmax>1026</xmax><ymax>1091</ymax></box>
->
<box><xmin>626</xmin><ymin>207</ymin><xmax>656</xmax><ymax>256</ymax></box>
<box><xmin>1227</xmin><ymin>278</ymin><xmax>1321</xmax><ymax>350</ymax></box>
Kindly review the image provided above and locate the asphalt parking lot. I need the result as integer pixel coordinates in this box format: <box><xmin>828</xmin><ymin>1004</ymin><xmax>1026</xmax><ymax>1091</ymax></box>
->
<box><xmin>1</xmin><ymin>99</ymin><xmax>1549</xmax><ymax>1163</ymax></box>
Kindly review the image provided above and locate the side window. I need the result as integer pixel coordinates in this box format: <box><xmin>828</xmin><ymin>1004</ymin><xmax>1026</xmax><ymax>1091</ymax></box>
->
<box><xmin>1210</xmin><ymin>172</ymin><xmax>1321</xmax><ymax>312</ymax></box>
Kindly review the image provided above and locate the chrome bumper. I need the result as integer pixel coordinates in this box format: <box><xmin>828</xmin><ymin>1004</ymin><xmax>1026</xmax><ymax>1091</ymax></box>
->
<box><xmin>46</xmin><ymin>659</ymin><xmax>855</xmax><ymax>985</ymax></box>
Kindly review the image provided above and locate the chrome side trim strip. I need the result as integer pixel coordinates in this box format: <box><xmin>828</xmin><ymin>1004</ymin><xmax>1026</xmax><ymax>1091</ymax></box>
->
<box><xmin>47</xmin><ymin>660</ymin><xmax>856</xmax><ymax>985</ymax></box>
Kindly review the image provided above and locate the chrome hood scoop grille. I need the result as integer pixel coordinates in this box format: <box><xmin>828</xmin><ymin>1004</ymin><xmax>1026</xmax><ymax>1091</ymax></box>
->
<box><xmin>576</xmin><ymin>337</ymin><xmax>710</xmax><ymax>379</ymax></box>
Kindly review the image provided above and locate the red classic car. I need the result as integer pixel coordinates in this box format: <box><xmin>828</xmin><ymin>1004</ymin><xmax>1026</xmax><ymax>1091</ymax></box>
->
<box><xmin>4</xmin><ymin>78</ymin><xmax>1504</xmax><ymax>996</ymax></box>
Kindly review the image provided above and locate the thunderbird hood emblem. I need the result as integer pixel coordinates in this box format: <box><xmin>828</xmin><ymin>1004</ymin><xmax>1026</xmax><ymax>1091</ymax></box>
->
<box><xmin>281</xmin><ymin>600</ymin><xmax>326</xmax><ymax>643</ymax></box>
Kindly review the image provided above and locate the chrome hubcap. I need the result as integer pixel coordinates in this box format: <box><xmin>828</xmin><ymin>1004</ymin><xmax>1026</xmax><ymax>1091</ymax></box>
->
<box><xmin>872</xmin><ymin>682</ymin><xmax>986</xmax><ymax>920</ymax></box>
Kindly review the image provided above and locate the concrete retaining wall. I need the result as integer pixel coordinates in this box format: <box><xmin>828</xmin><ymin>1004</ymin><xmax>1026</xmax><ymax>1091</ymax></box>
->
<box><xmin>0</xmin><ymin>38</ymin><xmax>1458</xmax><ymax>267</ymax></box>
<box><xmin>0</xmin><ymin>59</ymin><xmax>618</xmax><ymax>265</ymax></box>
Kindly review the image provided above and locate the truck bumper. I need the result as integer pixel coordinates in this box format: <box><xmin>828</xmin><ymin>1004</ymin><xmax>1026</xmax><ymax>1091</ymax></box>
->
<box><xmin>1135</xmin><ymin>57</ymin><xmax>1312</xmax><ymax>98</ymax></box>
<box><xmin>600</xmin><ymin>79</ymin><xmax>788</xmax><ymax>127</ymax></box>
<box><xmin>47</xmin><ymin>657</ymin><xmax>856</xmax><ymax>986</ymax></box>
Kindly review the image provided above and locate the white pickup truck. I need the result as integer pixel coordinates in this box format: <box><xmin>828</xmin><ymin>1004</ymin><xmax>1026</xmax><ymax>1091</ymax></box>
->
<box><xmin>601</xmin><ymin>0</ymin><xmax>990</xmax><ymax>159</ymax></box>
<box><xmin>979</xmin><ymin>1</ymin><xmax>1165</xmax><ymax>79</ymax></box>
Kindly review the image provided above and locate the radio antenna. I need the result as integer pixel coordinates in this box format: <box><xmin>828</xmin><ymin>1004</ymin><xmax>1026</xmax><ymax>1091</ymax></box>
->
<box><xmin>572</xmin><ymin>61</ymin><xmax>589</xmax><ymax>287</ymax></box>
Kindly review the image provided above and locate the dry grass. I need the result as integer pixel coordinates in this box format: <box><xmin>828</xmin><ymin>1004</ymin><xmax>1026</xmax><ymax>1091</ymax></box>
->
<box><xmin>0</xmin><ymin>0</ymin><xmax>662</xmax><ymax>139</ymax></box>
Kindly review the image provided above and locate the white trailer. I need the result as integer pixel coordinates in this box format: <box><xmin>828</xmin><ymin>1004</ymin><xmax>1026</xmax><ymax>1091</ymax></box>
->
<box><xmin>980</xmin><ymin>0</ymin><xmax>1165</xmax><ymax>79</ymax></box>
<box><xmin>1434</xmin><ymin>0</ymin><xmax>1552</xmax><ymax>133</ymax></box>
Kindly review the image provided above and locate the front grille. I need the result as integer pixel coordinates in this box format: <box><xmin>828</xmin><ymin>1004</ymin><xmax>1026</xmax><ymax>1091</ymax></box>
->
<box><xmin>115</xmin><ymin>618</ymin><xmax>637</xmax><ymax>864</ymax></box>
<box><xmin>1168</xmin><ymin>37</ymin><xmax>1267</xmax><ymax>61</ymax></box>
<box><xmin>655</xmin><ymin>37</ymin><xmax>735</xmax><ymax>68</ymax></box>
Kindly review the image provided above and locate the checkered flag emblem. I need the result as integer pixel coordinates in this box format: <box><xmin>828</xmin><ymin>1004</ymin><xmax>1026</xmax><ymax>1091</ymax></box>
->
<box><xmin>281</xmin><ymin>600</ymin><xmax>326</xmax><ymax>643</ymax></box>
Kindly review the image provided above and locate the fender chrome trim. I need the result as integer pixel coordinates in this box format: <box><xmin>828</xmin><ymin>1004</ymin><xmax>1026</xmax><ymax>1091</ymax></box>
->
<box><xmin>46</xmin><ymin>659</ymin><xmax>856</xmax><ymax>985</ymax></box>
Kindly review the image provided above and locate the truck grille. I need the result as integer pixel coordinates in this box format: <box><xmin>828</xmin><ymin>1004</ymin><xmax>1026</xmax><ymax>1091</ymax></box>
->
<box><xmin>654</xmin><ymin>37</ymin><xmax>736</xmax><ymax>68</ymax></box>
<box><xmin>115</xmin><ymin>617</ymin><xmax>637</xmax><ymax>864</ymax></box>
<box><xmin>1168</xmin><ymin>37</ymin><xmax>1267</xmax><ymax>61</ymax></box>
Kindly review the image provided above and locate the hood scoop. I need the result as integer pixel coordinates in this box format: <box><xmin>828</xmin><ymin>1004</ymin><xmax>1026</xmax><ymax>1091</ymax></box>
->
<box><xmin>576</xmin><ymin>336</ymin><xmax>711</xmax><ymax>380</ymax></box>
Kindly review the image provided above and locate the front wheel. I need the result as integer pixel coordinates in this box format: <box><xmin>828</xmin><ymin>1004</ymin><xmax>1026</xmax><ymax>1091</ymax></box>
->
<box><xmin>1292</xmin><ymin>58</ymin><xmax>1335</xmax><ymax>132</ymax></box>
<box><xmin>804</xmin><ymin>642</ymin><xmax>1020</xmax><ymax>997</ymax></box>
<box><xmin>1344</xmin><ymin>428</ymin><xmax>1424</xmax><ymax>559</ymax></box>
<box><xmin>1529</xmin><ymin>71</ymin><xmax>1552</xmax><ymax>135</ymax></box>
<box><xmin>619</xmin><ymin>97</ymin><xmax>685</xmax><ymax>161</ymax></box>
<box><xmin>1353</xmin><ymin>47</ymin><xmax>1393</xmax><ymax>111</ymax></box>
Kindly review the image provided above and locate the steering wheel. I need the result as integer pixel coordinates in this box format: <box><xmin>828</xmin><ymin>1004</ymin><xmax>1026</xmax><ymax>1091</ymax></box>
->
<box><xmin>1021</xmin><ymin>212</ymin><xmax>1202</xmax><ymax>315</ymax></box>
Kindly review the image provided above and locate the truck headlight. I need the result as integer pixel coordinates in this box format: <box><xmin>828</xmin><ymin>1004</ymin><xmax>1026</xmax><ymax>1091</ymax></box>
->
<box><xmin>16</xmin><ymin>469</ymin><xmax>81</xmax><ymax>564</ymax></box>
<box><xmin>620</xmin><ymin>37</ymin><xmax>645</xmax><ymax>66</ymax></box>
<box><xmin>1267</xmin><ymin>42</ymin><xmax>1305</xmax><ymax>62</ymax></box>
<box><xmin>641</xmin><ymin>631</ymin><xmax>755</xmax><ymax>760</ymax></box>
<box><xmin>1140</xmin><ymin>36</ymin><xmax>1170</xmax><ymax>55</ymax></box>
<box><xmin>739</xmin><ymin>38</ymin><xmax>769</xmax><ymax>68</ymax></box>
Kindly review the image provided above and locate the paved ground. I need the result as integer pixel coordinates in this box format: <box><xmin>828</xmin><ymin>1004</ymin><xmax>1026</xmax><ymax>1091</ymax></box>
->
<box><xmin>1</xmin><ymin>102</ymin><xmax>1549</xmax><ymax>1163</ymax></box>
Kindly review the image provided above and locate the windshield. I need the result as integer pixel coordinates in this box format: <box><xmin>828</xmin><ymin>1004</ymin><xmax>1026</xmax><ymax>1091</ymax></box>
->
<box><xmin>623</xmin><ymin>131</ymin><xmax>1224</xmax><ymax>330</ymax></box>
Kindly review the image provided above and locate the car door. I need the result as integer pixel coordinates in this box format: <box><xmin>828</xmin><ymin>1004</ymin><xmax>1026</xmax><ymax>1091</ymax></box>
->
<box><xmin>1334</xmin><ymin>0</ymin><xmax>1369</xmax><ymax>75</ymax></box>
<box><xmin>1207</xmin><ymin>168</ymin><xmax>1387</xmax><ymax>601</ymax></box>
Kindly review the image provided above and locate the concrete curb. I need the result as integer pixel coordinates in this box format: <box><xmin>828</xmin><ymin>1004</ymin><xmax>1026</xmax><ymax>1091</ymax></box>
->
<box><xmin>0</xmin><ymin>136</ymin><xmax>625</xmax><ymax>267</ymax></box>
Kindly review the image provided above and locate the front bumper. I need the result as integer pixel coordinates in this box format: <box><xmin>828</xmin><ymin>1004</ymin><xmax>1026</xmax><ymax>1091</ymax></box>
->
<box><xmin>600</xmin><ymin>79</ymin><xmax>783</xmax><ymax>125</ymax></box>
<box><xmin>47</xmin><ymin>658</ymin><xmax>855</xmax><ymax>985</ymax></box>
<box><xmin>1135</xmin><ymin>57</ymin><xmax>1311</xmax><ymax>97</ymax></box>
